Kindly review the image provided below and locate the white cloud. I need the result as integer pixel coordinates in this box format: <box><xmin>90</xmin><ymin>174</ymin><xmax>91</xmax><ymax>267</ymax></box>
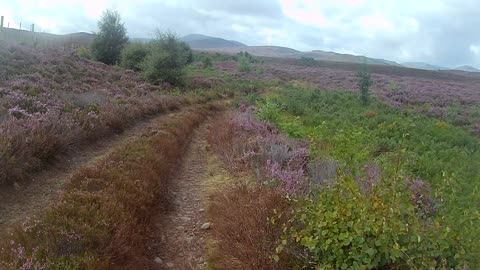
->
<box><xmin>470</xmin><ymin>45</ymin><xmax>480</xmax><ymax>55</ymax></box>
<box><xmin>0</xmin><ymin>0</ymin><xmax>479</xmax><ymax>68</ymax></box>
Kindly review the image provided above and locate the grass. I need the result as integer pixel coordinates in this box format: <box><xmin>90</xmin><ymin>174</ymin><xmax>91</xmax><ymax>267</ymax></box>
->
<box><xmin>256</xmin><ymin>86</ymin><xmax>480</xmax><ymax>265</ymax></box>
<box><xmin>0</xmin><ymin>104</ymin><xmax>222</xmax><ymax>269</ymax></box>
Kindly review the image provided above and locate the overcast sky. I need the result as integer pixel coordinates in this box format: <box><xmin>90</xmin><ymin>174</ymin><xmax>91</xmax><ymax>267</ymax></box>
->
<box><xmin>1</xmin><ymin>0</ymin><xmax>479</xmax><ymax>68</ymax></box>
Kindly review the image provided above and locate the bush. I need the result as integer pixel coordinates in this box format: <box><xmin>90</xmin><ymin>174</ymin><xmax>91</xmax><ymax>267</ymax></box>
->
<box><xmin>91</xmin><ymin>10</ymin><xmax>129</xmax><ymax>65</ymax></box>
<box><xmin>74</xmin><ymin>47</ymin><xmax>92</xmax><ymax>60</ymax></box>
<box><xmin>202</xmin><ymin>57</ymin><xmax>213</xmax><ymax>69</ymax></box>
<box><xmin>142</xmin><ymin>32</ymin><xmax>192</xmax><ymax>86</ymax></box>
<box><xmin>357</xmin><ymin>63</ymin><xmax>372</xmax><ymax>105</ymax></box>
<box><xmin>279</xmin><ymin>175</ymin><xmax>464</xmax><ymax>269</ymax></box>
<box><xmin>120</xmin><ymin>43</ymin><xmax>149</xmax><ymax>71</ymax></box>
<box><xmin>298</xmin><ymin>57</ymin><xmax>316</xmax><ymax>67</ymax></box>
<box><xmin>237</xmin><ymin>56</ymin><xmax>252</xmax><ymax>73</ymax></box>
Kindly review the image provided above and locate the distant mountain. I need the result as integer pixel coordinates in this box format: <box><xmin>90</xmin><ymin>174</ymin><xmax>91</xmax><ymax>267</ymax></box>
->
<box><xmin>180</xmin><ymin>34</ymin><xmax>246</xmax><ymax>49</ymax></box>
<box><xmin>453</xmin><ymin>65</ymin><xmax>480</xmax><ymax>72</ymax></box>
<box><xmin>202</xmin><ymin>45</ymin><xmax>401</xmax><ymax>66</ymax></box>
<box><xmin>402</xmin><ymin>62</ymin><xmax>448</xmax><ymax>71</ymax></box>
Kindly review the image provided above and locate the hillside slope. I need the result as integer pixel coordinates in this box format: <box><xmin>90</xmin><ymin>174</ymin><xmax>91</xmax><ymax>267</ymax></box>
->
<box><xmin>181</xmin><ymin>34</ymin><xmax>246</xmax><ymax>49</ymax></box>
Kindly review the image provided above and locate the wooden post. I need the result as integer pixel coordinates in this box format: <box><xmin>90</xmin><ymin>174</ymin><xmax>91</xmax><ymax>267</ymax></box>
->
<box><xmin>31</xmin><ymin>24</ymin><xmax>34</xmax><ymax>32</ymax></box>
<box><xmin>1</xmin><ymin>16</ymin><xmax>4</xmax><ymax>28</ymax></box>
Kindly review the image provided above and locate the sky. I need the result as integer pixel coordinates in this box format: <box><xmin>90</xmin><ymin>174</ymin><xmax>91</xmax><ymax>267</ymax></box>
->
<box><xmin>1</xmin><ymin>0</ymin><xmax>479</xmax><ymax>68</ymax></box>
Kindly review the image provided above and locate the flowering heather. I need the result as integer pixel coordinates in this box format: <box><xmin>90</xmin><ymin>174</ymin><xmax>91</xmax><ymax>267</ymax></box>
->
<box><xmin>0</xmin><ymin>42</ymin><xmax>185</xmax><ymax>184</ymax></box>
<box><xmin>209</xmin><ymin>104</ymin><xmax>309</xmax><ymax>195</ymax></box>
<box><xmin>215</xmin><ymin>60</ymin><xmax>480</xmax><ymax>134</ymax></box>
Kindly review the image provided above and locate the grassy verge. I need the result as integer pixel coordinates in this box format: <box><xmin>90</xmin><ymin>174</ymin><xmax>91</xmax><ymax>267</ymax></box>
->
<box><xmin>0</xmin><ymin>104</ymin><xmax>223</xmax><ymax>269</ymax></box>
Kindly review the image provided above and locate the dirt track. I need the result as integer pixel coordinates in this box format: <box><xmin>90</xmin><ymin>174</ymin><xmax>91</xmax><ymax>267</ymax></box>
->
<box><xmin>0</xmin><ymin>110</ymin><xmax>180</xmax><ymax>237</ymax></box>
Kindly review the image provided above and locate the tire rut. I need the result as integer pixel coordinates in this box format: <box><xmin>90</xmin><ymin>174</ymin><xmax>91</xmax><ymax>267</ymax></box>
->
<box><xmin>0</xmin><ymin>110</ymin><xmax>183</xmax><ymax>237</ymax></box>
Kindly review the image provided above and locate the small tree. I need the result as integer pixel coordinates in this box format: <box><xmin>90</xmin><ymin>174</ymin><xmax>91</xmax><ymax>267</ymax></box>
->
<box><xmin>91</xmin><ymin>10</ymin><xmax>129</xmax><ymax>65</ymax></box>
<box><xmin>142</xmin><ymin>31</ymin><xmax>192</xmax><ymax>86</ymax></box>
<box><xmin>357</xmin><ymin>63</ymin><xmax>372</xmax><ymax>105</ymax></box>
<box><xmin>202</xmin><ymin>57</ymin><xmax>213</xmax><ymax>69</ymax></box>
<box><xmin>120</xmin><ymin>43</ymin><xmax>149</xmax><ymax>71</ymax></box>
<box><xmin>237</xmin><ymin>55</ymin><xmax>252</xmax><ymax>73</ymax></box>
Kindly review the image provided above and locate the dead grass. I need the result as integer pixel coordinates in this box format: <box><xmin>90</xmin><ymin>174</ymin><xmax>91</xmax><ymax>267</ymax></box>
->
<box><xmin>0</xmin><ymin>104</ymin><xmax>223</xmax><ymax>269</ymax></box>
<box><xmin>208</xmin><ymin>184</ymin><xmax>291</xmax><ymax>270</ymax></box>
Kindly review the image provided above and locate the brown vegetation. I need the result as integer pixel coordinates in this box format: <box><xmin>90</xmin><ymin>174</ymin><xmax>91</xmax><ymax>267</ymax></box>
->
<box><xmin>0</xmin><ymin>104</ymin><xmax>223</xmax><ymax>269</ymax></box>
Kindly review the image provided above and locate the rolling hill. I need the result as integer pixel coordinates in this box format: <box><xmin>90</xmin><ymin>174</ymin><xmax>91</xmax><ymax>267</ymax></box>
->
<box><xmin>453</xmin><ymin>65</ymin><xmax>480</xmax><ymax>72</ymax></box>
<box><xmin>180</xmin><ymin>34</ymin><xmax>246</xmax><ymax>49</ymax></box>
<box><xmin>402</xmin><ymin>62</ymin><xmax>448</xmax><ymax>71</ymax></box>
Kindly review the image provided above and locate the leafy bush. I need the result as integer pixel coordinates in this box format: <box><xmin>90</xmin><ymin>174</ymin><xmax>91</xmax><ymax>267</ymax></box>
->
<box><xmin>202</xmin><ymin>57</ymin><xmax>213</xmax><ymax>69</ymax></box>
<box><xmin>120</xmin><ymin>42</ymin><xmax>149</xmax><ymax>71</ymax></box>
<box><xmin>357</xmin><ymin>63</ymin><xmax>372</xmax><ymax>105</ymax></box>
<box><xmin>142</xmin><ymin>32</ymin><xmax>192</xmax><ymax>86</ymax></box>
<box><xmin>237</xmin><ymin>55</ymin><xmax>252</xmax><ymax>73</ymax></box>
<box><xmin>91</xmin><ymin>10</ymin><xmax>129</xmax><ymax>65</ymax></box>
<box><xmin>298</xmin><ymin>57</ymin><xmax>316</xmax><ymax>67</ymax></box>
<box><xmin>74</xmin><ymin>47</ymin><xmax>92</xmax><ymax>60</ymax></box>
<box><xmin>279</xmin><ymin>175</ymin><xmax>464</xmax><ymax>269</ymax></box>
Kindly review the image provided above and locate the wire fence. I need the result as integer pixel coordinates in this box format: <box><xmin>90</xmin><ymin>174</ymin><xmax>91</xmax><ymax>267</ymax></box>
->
<box><xmin>0</xmin><ymin>15</ymin><xmax>93</xmax><ymax>51</ymax></box>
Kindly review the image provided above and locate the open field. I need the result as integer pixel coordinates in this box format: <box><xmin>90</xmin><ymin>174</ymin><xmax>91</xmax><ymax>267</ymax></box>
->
<box><xmin>214</xmin><ymin>58</ymin><xmax>480</xmax><ymax>135</ymax></box>
<box><xmin>0</xmin><ymin>43</ymin><xmax>479</xmax><ymax>269</ymax></box>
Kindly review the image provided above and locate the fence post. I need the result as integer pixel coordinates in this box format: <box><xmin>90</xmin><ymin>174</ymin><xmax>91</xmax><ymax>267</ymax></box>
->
<box><xmin>1</xmin><ymin>16</ymin><xmax>4</xmax><ymax>28</ymax></box>
<box><xmin>31</xmin><ymin>24</ymin><xmax>34</xmax><ymax>32</ymax></box>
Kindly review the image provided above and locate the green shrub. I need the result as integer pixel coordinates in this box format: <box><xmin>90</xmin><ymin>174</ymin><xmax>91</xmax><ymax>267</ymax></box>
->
<box><xmin>142</xmin><ymin>31</ymin><xmax>192</xmax><ymax>86</ymax></box>
<box><xmin>75</xmin><ymin>47</ymin><xmax>92</xmax><ymax>60</ymax></box>
<box><xmin>279</xmin><ymin>175</ymin><xmax>464</xmax><ymax>269</ymax></box>
<box><xmin>298</xmin><ymin>57</ymin><xmax>316</xmax><ymax>67</ymax></box>
<box><xmin>91</xmin><ymin>10</ymin><xmax>129</xmax><ymax>65</ymax></box>
<box><xmin>357</xmin><ymin>63</ymin><xmax>372</xmax><ymax>105</ymax></box>
<box><xmin>120</xmin><ymin>43</ymin><xmax>149</xmax><ymax>71</ymax></box>
<box><xmin>202</xmin><ymin>57</ymin><xmax>213</xmax><ymax>69</ymax></box>
<box><xmin>237</xmin><ymin>55</ymin><xmax>252</xmax><ymax>73</ymax></box>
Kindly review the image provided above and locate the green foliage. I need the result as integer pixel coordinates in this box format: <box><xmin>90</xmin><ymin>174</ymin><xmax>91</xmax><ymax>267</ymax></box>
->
<box><xmin>202</xmin><ymin>57</ymin><xmax>213</xmax><ymax>69</ymax></box>
<box><xmin>357</xmin><ymin>63</ymin><xmax>372</xmax><ymax>105</ymax></box>
<box><xmin>120</xmin><ymin>43</ymin><xmax>149</xmax><ymax>71</ymax></box>
<box><xmin>257</xmin><ymin>87</ymin><xmax>480</xmax><ymax>266</ymax></box>
<box><xmin>74</xmin><ymin>47</ymin><xmax>92</xmax><ymax>60</ymax></box>
<box><xmin>236</xmin><ymin>51</ymin><xmax>257</xmax><ymax>63</ymax></box>
<box><xmin>141</xmin><ymin>31</ymin><xmax>192</xmax><ymax>86</ymax></box>
<box><xmin>298</xmin><ymin>57</ymin><xmax>316</xmax><ymax>67</ymax></box>
<box><xmin>237</xmin><ymin>55</ymin><xmax>252</xmax><ymax>73</ymax></box>
<box><xmin>91</xmin><ymin>10</ymin><xmax>129</xmax><ymax>65</ymax></box>
<box><xmin>280</xmin><ymin>175</ymin><xmax>463</xmax><ymax>269</ymax></box>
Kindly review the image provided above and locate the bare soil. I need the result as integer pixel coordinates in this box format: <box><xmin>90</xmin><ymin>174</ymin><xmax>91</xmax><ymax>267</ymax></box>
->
<box><xmin>144</xmin><ymin>121</ymin><xmax>213</xmax><ymax>270</ymax></box>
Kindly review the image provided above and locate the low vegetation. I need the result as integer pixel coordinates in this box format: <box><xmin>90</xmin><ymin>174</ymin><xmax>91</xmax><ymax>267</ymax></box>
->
<box><xmin>207</xmin><ymin>99</ymin><xmax>471</xmax><ymax>268</ymax></box>
<box><xmin>0</xmin><ymin>42</ymin><xmax>187</xmax><ymax>185</ymax></box>
<box><xmin>0</xmin><ymin>105</ymin><xmax>221</xmax><ymax>269</ymax></box>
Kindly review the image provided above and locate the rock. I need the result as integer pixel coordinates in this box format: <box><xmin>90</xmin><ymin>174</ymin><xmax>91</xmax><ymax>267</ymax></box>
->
<box><xmin>199</xmin><ymin>208</ymin><xmax>205</xmax><ymax>213</ymax></box>
<box><xmin>201</xmin><ymin>222</ymin><xmax>211</xmax><ymax>230</ymax></box>
<box><xmin>13</xmin><ymin>182</ymin><xmax>21</xmax><ymax>191</ymax></box>
<box><xmin>166</xmin><ymin>262</ymin><xmax>175</xmax><ymax>268</ymax></box>
<box><xmin>176</xmin><ymin>226</ymin><xmax>185</xmax><ymax>231</ymax></box>
<box><xmin>154</xmin><ymin>257</ymin><xmax>163</xmax><ymax>264</ymax></box>
<box><xmin>180</xmin><ymin>216</ymin><xmax>191</xmax><ymax>222</ymax></box>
